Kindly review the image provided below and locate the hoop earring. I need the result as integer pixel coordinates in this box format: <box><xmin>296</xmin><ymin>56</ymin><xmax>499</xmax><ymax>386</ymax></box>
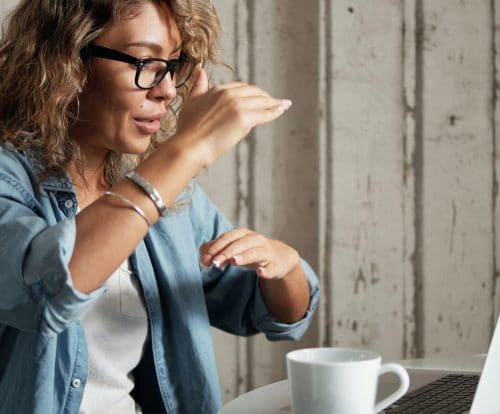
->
<box><xmin>169</xmin><ymin>94</ymin><xmax>182</xmax><ymax>115</ymax></box>
<box><xmin>69</xmin><ymin>95</ymin><xmax>80</xmax><ymax>126</ymax></box>
<box><xmin>75</xmin><ymin>95</ymin><xmax>80</xmax><ymax>120</ymax></box>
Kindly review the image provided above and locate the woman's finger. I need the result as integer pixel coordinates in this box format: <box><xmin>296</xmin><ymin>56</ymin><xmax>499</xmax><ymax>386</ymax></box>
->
<box><xmin>257</xmin><ymin>262</ymin><xmax>280</xmax><ymax>279</ymax></box>
<box><xmin>230</xmin><ymin>246</ymin><xmax>269</xmax><ymax>267</ymax></box>
<box><xmin>199</xmin><ymin>228</ymin><xmax>253</xmax><ymax>266</ymax></box>
<box><xmin>212</xmin><ymin>233</ymin><xmax>269</xmax><ymax>268</ymax></box>
<box><xmin>244</xmin><ymin>103</ymin><xmax>290</xmax><ymax>127</ymax></box>
<box><xmin>210</xmin><ymin>81</ymin><xmax>248</xmax><ymax>90</ymax></box>
<box><xmin>228</xmin><ymin>244</ymin><xmax>284</xmax><ymax>279</ymax></box>
<box><xmin>239</xmin><ymin>95</ymin><xmax>292</xmax><ymax>111</ymax></box>
<box><xmin>205</xmin><ymin>228</ymin><xmax>253</xmax><ymax>255</ymax></box>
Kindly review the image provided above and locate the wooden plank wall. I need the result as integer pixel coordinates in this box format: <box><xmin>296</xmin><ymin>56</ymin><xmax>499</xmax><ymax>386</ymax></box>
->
<box><xmin>206</xmin><ymin>0</ymin><xmax>500</xmax><ymax>402</ymax></box>
<box><xmin>419</xmin><ymin>0</ymin><xmax>494</xmax><ymax>356</ymax></box>
<box><xmin>322</xmin><ymin>0</ymin><xmax>408</xmax><ymax>359</ymax></box>
<box><xmin>1</xmin><ymin>0</ymin><xmax>499</xmax><ymax>405</ymax></box>
<box><xmin>206</xmin><ymin>0</ymin><xmax>321</xmax><ymax>401</ymax></box>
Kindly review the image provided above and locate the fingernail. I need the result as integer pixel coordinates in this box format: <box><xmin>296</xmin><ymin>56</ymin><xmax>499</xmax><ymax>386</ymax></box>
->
<box><xmin>232</xmin><ymin>255</ymin><xmax>242</xmax><ymax>265</ymax></box>
<box><xmin>201</xmin><ymin>254</ymin><xmax>212</xmax><ymax>266</ymax></box>
<box><xmin>257</xmin><ymin>266</ymin><xmax>266</xmax><ymax>277</ymax></box>
<box><xmin>212</xmin><ymin>255</ymin><xmax>226</xmax><ymax>268</ymax></box>
<box><xmin>283</xmin><ymin>99</ymin><xmax>292</xmax><ymax>109</ymax></box>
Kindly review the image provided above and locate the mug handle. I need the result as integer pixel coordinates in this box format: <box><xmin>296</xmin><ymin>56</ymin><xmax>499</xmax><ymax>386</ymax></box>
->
<box><xmin>373</xmin><ymin>363</ymin><xmax>410</xmax><ymax>413</ymax></box>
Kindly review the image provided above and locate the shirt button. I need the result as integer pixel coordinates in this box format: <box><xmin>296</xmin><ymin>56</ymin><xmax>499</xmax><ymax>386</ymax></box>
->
<box><xmin>65</xmin><ymin>199</ymin><xmax>74</xmax><ymax>209</ymax></box>
<box><xmin>71</xmin><ymin>378</ymin><xmax>81</xmax><ymax>388</ymax></box>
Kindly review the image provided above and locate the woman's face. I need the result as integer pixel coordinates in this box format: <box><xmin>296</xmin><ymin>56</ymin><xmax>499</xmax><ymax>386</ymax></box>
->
<box><xmin>73</xmin><ymin>2</ymin><xmax>181</xmax><ymax>158</ymax></box>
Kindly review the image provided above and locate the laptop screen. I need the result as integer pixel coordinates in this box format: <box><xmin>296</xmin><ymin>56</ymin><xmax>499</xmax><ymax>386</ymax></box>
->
<box><xmin>469</xmin><ymin>315</ymin><xmax>500</xmax><ymax>414</ymax></box>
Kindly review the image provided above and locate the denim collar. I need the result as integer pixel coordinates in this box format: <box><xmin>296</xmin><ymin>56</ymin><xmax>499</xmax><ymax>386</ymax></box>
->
<box><xmin>24</xmin><ymin>149</ymin><xmax>75</xmax><ymax>194</ymax></box>
<box><xmin>41</xmin><ymin>175</ymin><xmax>75</xmax><ymax>193</ymax></box>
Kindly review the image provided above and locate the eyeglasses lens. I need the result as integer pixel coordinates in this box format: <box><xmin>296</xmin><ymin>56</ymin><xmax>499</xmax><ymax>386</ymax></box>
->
<box><xmin>138</xmin><ymin>58</ymin><xmax>194</xmax><ymax>89</ymax></box>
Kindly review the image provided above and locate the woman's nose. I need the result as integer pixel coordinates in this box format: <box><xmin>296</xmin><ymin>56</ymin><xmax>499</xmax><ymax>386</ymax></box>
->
<box><xmin>148</xmin><ymin>72</ymin><xmax>177</xmax><ymax>102</ymax></box>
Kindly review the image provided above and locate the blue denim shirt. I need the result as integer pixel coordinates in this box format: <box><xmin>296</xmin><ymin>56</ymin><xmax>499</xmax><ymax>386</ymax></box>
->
<box><xmin>0</xmin><ymin>146</ymin><xmax>319</xmax><ymax>414</ymax></box>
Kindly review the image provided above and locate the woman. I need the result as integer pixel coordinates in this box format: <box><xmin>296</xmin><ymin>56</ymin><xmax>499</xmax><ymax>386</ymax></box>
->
<box><xmin>0</xmin><ymin>0</ymin><xmax>319</xmax><ymax>413</ymax></box>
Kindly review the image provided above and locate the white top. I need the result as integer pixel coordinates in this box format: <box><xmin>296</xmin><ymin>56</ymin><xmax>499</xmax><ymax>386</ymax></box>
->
<box><xmin>79</xmin><ymin>260</ymin><xmax>149</xmax><ymax>414</ymax></box>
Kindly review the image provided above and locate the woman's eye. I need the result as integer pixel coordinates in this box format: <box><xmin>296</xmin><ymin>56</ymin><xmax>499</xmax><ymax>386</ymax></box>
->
<box><xmin>142</xmin><ymin>61</ymin><xmax>164</xmax><ymax>71</ymax></box>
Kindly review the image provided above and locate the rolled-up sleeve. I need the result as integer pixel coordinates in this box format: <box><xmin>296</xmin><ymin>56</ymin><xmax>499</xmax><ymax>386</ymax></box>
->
<box><xmin>203</xmin><ymin>257</ymin><xmax>319</xmax><ymax>341</ymax></box>
<box><xmin>250</xmin><ymin>259</ymin><xmax>319</xmax><ymax>341</ymax></box>
<box><xmin>0</xmin><ymin>172</ymin><xmax>104</xmax><ymax>337</ymax></box>
<box><xmin>192</xmin><ymin>181</ymin><xmax>320</xmax><ymax>341</ymax></box>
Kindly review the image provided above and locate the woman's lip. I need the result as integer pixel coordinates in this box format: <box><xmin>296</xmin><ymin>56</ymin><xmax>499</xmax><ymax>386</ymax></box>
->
<box><xmin>134</xmin><ymin>119</ymin><xmax>161</xmax><ymax>135</ymax></box>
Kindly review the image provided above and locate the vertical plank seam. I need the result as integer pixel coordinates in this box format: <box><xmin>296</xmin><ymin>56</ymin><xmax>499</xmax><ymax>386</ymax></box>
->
<box><xmin>323</xmin><ymin>0</ymin><xmax>334</xmax><ymax>347</ymax></box>
<box><xmin>402</xmin><ymin>0</ymin><xmax>408</xmax><ymax>359</ymax></box>
<box><xmin>402</xmin><ymin>7</ymin><xmax>408</xmax><ymax>359</ymax></box>
<box><xmin>413</xmin><ymin>0</ymin><xmax>425</xmax><ymax>358</ymax></box>
<box><xmin>317</xmin><ymin>0</ymin><xmax>327</xmax><ymax>347</ymax></box>
<box><xmin>233</xmin><ymin>2</ymin><xmax>244</xmax><ymax>396</ymax></box>
<box><xmin>403</xmin><ymin>0</ymin><xmax>418</xmax><ymax>359</ymax></box>
<box><xmin>245</xmin><ymin>0</ymin><xmax>256</xmax><ymax>391</ymax></box>
<box><xmin>245</xmin><ymin>2</ymin><xmax>256</xmax><ymax>232</ymax></box>
<box><xmin>491</xmin><ymin>0</ymin><xmax>499</xmax><ymax>331</ymax></box>
<box><xmin>317</xmin><ymin>0</ymin><xmax>334</xmax><ymax>347</ymax></box>
<box><xmin>234</xmin><ymin>1</ymin><xmax>246</xmax><ymax>225</ymax></box>
<box><xmin>233</xmin><ymin>2</ymin><xmax>239</xmax><ymax>78</ymax></box>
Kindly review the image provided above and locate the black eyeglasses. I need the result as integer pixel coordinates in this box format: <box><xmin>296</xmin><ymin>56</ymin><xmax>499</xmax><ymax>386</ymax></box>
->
<box><xmin>83</xmin><ymin>44</ymin><xmax>195</xmax><ymax>89</ymax></box>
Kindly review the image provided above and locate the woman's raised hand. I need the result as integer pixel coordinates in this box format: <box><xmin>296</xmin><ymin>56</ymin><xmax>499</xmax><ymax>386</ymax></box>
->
<box><xmin>199</xmin><ymin>228</ymin><xmax>301</xmax><ymax>280</ymax></box>
<box><xmin>174</xmin><ymin>65</ymin><xmax>291</xmax><ymax>168</ymax></box>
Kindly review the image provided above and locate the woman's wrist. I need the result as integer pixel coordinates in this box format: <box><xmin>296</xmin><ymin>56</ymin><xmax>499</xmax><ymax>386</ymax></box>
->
<box><xmin>270</xmin><ymin>239</ymin><xmax>301</xmax><ymax>279</ymax></box>
<box><xmin>163</xmin><ymin>131</ymin><xmax>212</xmax><ymax>171</ymax></box>
<box><xmin>104</xmin><ymin>136</ymin><xmax>203</xmax><ymax>225</ymax></box>
<box><xmin>258</xmin><ymin>261</ymin><xmax>309</xmax><ymax>324</ymax></box>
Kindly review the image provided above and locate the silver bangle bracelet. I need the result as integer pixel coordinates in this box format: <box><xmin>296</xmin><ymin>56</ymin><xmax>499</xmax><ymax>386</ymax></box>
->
<box><xmin>102</xmin><ymin>191</ymin><xmax>152</xmax><ymax>228</ymax></box>
<box><xmin>125</xmin><ymin>171</ymin><xmax>168</xmax><ymax>217</ymax></box>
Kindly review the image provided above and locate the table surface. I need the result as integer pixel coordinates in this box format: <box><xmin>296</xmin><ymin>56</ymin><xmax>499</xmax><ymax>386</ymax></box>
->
<box><xmin>217</xmin><ymin>354</ymin><xmax>486</xmax><ymax>414</ymax></box>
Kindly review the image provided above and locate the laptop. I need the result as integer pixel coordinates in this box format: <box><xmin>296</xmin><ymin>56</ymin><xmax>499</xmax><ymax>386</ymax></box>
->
<box><xmin>382</xmin><ymin>316</ymin><xmax>500</xmax><ymax>413</ymax></box>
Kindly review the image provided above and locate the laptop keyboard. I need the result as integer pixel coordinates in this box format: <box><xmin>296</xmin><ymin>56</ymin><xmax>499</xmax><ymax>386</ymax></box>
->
<box><xmin>382</xmin><ymin>374</ymin><xmax>479</xmax><ymax>414</ymax></box>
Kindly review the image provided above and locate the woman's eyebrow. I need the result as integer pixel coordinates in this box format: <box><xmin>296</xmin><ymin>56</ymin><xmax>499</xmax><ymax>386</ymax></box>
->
<box><xmin>125</xmin><ymin>41</ymin><xmax>183</xmax><ymax>54</ymax></box>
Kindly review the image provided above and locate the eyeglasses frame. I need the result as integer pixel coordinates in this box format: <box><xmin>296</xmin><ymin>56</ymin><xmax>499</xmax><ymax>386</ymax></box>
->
<box><xmin>83</xmin><ymin>44</ymin><xmax>194</xmax><ymax>90</ymax></box>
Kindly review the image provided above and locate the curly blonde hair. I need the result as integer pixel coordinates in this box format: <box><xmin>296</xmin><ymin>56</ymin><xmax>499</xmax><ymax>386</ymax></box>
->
<box><xmin>0</xmin><ymin>0</ymin><xmax>220</xmax><ymax>185</ymax></box>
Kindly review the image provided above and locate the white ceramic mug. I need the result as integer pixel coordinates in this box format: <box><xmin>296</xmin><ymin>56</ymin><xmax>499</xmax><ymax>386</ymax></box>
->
<box><xmin>286</xmin><ymin>347</ymin><xmax>409</xmax><ymax>414</ymax></box>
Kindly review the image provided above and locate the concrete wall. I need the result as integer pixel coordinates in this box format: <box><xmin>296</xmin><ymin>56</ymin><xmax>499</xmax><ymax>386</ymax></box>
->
<box><xmin>2</xmin><ymin>0</ymin><xmax>499</xmax><ymax>404</ymax></box>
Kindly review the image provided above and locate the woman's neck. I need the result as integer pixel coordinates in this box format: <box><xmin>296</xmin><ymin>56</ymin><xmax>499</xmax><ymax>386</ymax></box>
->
<box><xmin>68</xmin><ymin>150</ymin><xmax>109</xmax><ymax>210</ymax></box>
